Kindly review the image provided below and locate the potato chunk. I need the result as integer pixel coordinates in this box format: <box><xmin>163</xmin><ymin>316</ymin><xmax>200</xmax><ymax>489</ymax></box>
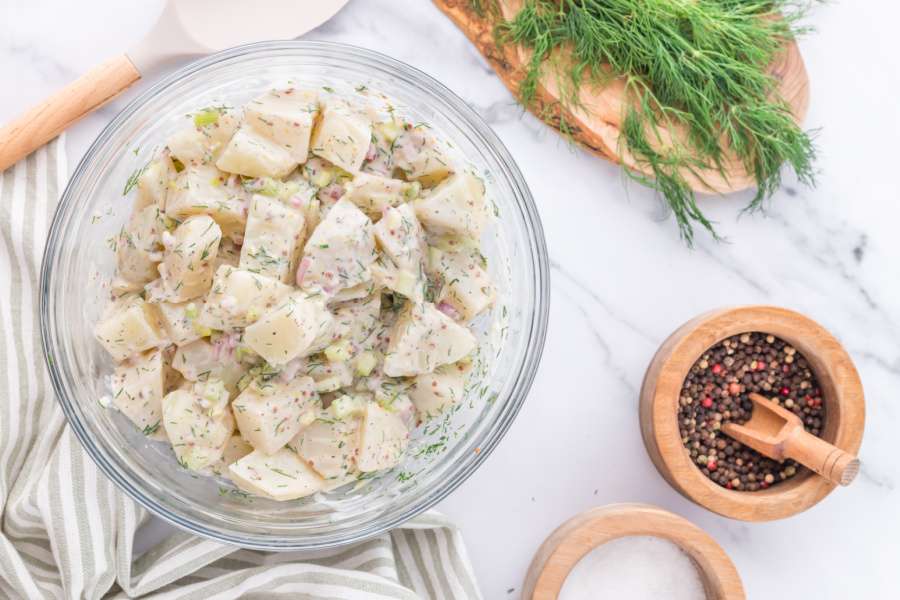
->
<box><xmin>408</xmin><ymin>364</ymin><xmax>468</xmax><ymax>419</ymax></box>
<box><xmin>216</xmin><ymin>126</ymin><xmax>296</xmax><ymax>179</ymax></box>
<box><xmin>244</xmin><ymin>293</ymin><xmax>334</xmax><ymax>366</ymax></box>
<box><xmin>94</xmin><ymin>296</ymin><xmax>165</xmax><ymax>361</ymax></box>
<box><xmin>210</xmin><ymin>434</ymin><xmax>255</xmax><ymax>477</ymax></box>
<box><xmin>383</xmin><ymin>303</ymin><xmax>477</xmax><ymax>377</ymax></box>
<box><xmin>414</xmin><ymin>172</ymin><xmax>489</xmax><ymax>240</ymax></box>
<box><xmin>244</xmin><ymin>88</ymin><xmax>319</xmax><ymax>164</ymax></box>
<box><xmin>239</xmin><ymin>194</ymin><xmax>306</xmax><ymax>283</ymax></box>
<box><xmin>357</xmin><ymin>401</ymin><xmax>409</xmax><ymax>472</ymax></box>
<box><xmin>162</xmin><ymin>385</ymin><xmax>234</xmax><ymax>471</ymax></box>
<box><xmin>310</xmin><ymin>102</ymin><xmax>371</xmax><ymax>173</ymax></box>
<box><xmin>171</xmin><ymin>339</ymin><xmax>246</xmax><ymax>393</ymax></box>
<box><xmin>429</xmin><ymin>248</ymin><xmax>495</xmax><ymax>321</ymax></box>
<box><xmin>135</xmin><ymin>159</ymin><xmax>173</xmax><ymax>211</ymax></box>
<box><xmin>109</xmin><ymin>349</ymin><xmax>167</xmax><ymax>439</ymax></box>
<box><xmin>232</xmin><ymin>376</ymin><xmax>318</xmax><ymax>454</ymax></box>
<box><xmin>156</xmin><ymin>300</ymin><xmax>203</xmax><ymax>346</ymax></box>
<box><xmin>167</xmin><ymin>109</ymin><xmax>240</xmax><ymax>167</ymax></box>
<box><xmin>156</xmin><ymin>215</ymin><xmax>221</xmax><ymax>302</ymax></box>
<box><xmin>116</xmin><ymin>204</ymin><xmax>164</xmax><ymax>285</ymax></box>
<box><xmin>165</xmin><ymin>165</ymin><xmax>247</xmax><ymax>241</ymax></box>
<box><xmin>299</xmin><ymin>199</ymin><xmax>375</xmax><ymax>296</ymax></box>
<box><xmin>372</xmin><ymin>203</ymin><xmax>427</xmax><ymax>301</ymax></box>
<box><xmin>392</xmin><ymin>125</ymin><xmax>453</xmax><ymax>186</ymax></box>
<box><xmin>228</xmin><ymin>447</ymin><xmax>324</xmax><ymax>501</ymax></box>
<box><xmin>343</xmin><ymin>172</ymin><xmax>418</xmax><ymax>218</ymax></box>
<box><xmin>197</xmin><ymin>266</ymin><xmax>292</xmax><ymax>331</ymax></box>
<box><xmin>292</xmin><ymin>413</ymin><xmax>359</xmax><ymax>480</ymax></box>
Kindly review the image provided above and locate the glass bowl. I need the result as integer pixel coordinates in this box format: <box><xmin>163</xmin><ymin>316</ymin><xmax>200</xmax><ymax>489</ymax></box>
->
<box><xmin>40</xmin><ymin>41</ymin><xmax>549</xmax><ymax>550</ymax></box>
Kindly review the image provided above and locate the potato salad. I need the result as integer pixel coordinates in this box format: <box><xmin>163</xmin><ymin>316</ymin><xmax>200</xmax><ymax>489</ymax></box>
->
<box><xmin>95</xmin><ymin>86</ymin><xmax>496</xmax><ymax>501</ymax></box>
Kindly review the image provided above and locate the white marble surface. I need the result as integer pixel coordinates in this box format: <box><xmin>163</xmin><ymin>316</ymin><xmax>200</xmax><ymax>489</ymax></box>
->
<box><xmin>3</xmin><ymin>0</ymin><xmax>899</xmax><ymax>597</ymax></box>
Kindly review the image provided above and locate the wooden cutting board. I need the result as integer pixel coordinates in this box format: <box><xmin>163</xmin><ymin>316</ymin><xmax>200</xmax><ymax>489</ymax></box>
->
<box><xmin>433</xmin><ymin>0</ymin><xmax>810</xmax><ymax>195</ymax></box>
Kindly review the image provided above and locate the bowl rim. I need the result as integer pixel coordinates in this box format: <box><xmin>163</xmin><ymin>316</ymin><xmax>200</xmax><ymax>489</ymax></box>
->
<box><xmin>638</xmin><ymin>305</ymin><xmax>865</xmax><ymax>522</ymax></box>
<box><xmin>521</xmin><ymin>503</ymin><xmax>745</xmax><ymax>600</ymax></box>
<box><xmin>40</xmin><ymin>40</ymin><xmax>551</xmax><ymax>549</ymax></box>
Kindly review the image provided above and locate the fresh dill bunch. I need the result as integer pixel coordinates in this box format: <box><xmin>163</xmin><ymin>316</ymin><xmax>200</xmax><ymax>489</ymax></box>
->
<box><xmin>485</xmin><ymin>0</ymin><xmax>817</xmax><ymax>244</ymax></box>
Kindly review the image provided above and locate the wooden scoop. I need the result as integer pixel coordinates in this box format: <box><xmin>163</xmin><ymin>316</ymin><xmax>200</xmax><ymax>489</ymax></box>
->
<box><xmin>0</xmin><ymin>0</ymin><xmax>350</xmax><ymax>172</ymax></box>
<box><xmin>723</xmin><ymin>393</ymin><xmax>859</xmax><ymax>486</ymax></box>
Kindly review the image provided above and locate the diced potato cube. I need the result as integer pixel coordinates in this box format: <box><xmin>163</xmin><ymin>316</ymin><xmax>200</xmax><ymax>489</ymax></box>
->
<box><xmin>158</xmin><ymin>215</ymin><xmax>221</xmax><ymax>302</ymax></box>
<box><xmin>94</xmin><ymin>296</ymin><xmax>166</xmax><ymax>361</ymax></box>
<box><xmin>222</xmin><ymin>434</ymin><xmax>254</xmax><ymax>465</ymax></box>
<box><xmin>165</xmin><ymin>165</ymin><xmax>247</xmax><ymax>241</ymax></box>
<box><xmin>167</xmin><ymin>109</ymin><xmax>241</xmax><ymax>167</ymax></box>
<box><xmin>392</xmin><ymin>125</ymin><xmax>453</xmax><ymax>186</ymax></box>
<box><xmin>228</xmin><ymin>447</ymin><xmax>324</xmax><ymax>501</ymax></box>
<box><xmin>414</xmin><ymin>172</ymin><xmax>489</xmax><ymax>239</ymax></box>
<box><xmin>300</xmin><ymin>199</ymin><xmax>375</xmax><ymax>295</ymax></box>
<box><xmin>408</xmin><ymin>364</ymin><xmax>468</xmax><ymax>419</ymax></box>
<box><xmin>210</xmin><ymin>433</ymin><xmax>255</xmax><ymax>477</ymax></box>
<box><xmin>383</xmin><ymin>303</ymin><xmax>477</xmax><ymax>377</ymax></box>
<box><xmin>357</xmin><ymin>401</ymin><xmax>409</xmax><ymax>472</ymax></box>
<box><xmin>156</xmin><ymin>300</ymin><xmax>203</xmax><ymax>346</ymax></box>
<box><xmin>330</xmin><ymin>293</ymin><xmax>381</xmax><ymax>348</ymax></box>
<box><xmin>292</xmin><ymin>414</ymin><xmax>359</xmax><ymax>480</ymax></box>
<box><xmin>239</xmin><ymin>194</ymin><xmax>306</xmax><ymax>283</ymax></box>
<box><xmin>162</xmin><ymin>387</ymin><xmax>234</xmax><ymax>471</ymax></box>
<box><xmin>197</xmin><ymin>266</ymin><xmax>293</xmax><ymax>331</ymax></box>
<box><xmin>216</xmin><ymin>126</ymin><xmax>296</xmax><ymax>179</ymax></box>
<box><xmin>244</xmin><ymin>293</ymin><xmax>335</xmax><ymax>365</ymax></box>
<box><xmin>343</xmin><ymin>172</ymin><xmax>418</xmax><ymax>218</ymax></box>
<box><xmin>310</xmin><ymin>102</ymin><xmax>371</xmax><ymax>172</ymax></box>
<box><xmin>244</xmin><ymin>88</ymin><xmax>319</xmax><ymax>164</ymax></box>
<box><xmin>430</xmin><ymin>248</ymin><xmax>495</xmax><ymax>320</ymax></box>
<box><xmin>109</xmin><ymin>349</ymin><xmax>167</xmax><ymax>439</ymax></box>
<box><xmin>372</xmin><ymin>203</ymin><xmax>427</xmax><ymax>300</ymax></box>
<box><xmin>135</xmin><ymin>159</ymin><xmax>173</xmax><ymax>211</ymax></box>
<box><xmin>116</xmin><ymin>204</ymin><xmax>164</xmax><ymax>285</ymax></box>
<box><xmin>171</xmin><ymin>339</ymin><xmax>246</xmax><ymax>393</ymax></box>
<box><xmin>232</xmin><ymin>375</ymin><xmax>318</xmax><ymax>454</ymax></box>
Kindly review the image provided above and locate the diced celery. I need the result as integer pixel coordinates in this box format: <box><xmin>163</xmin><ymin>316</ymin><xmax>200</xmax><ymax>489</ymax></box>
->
<box><xmin>193</xmin><ymin>109</ymin><xmax>220</xmax><ymax>128</ymax></box>
<box><xmin>325</xmin><ymin>339</ymin><xmax>352</xmax><ymax>363</ymax></box>
<box><xmin>355</xmin><ymin>351</ymin><xmax>377</xmax><ymax>376</ymax></box>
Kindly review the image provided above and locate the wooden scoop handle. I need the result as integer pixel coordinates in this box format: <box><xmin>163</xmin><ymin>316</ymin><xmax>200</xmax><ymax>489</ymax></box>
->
<box><xmin>0</xmin><ymin>54</ymin><xmax>141</xmax><ymax>172</ymax></box>
<box><xmin>783</xmin><ymin>428</ymin><xmax>860</xmax><ymax>486</ymax></box>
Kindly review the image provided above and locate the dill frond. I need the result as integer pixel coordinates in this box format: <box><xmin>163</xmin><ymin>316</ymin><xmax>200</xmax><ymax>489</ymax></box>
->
<box><xmin>485</xmin><ymin>0</ymin><xmax>818</xmax><ymax>243</ymax></box>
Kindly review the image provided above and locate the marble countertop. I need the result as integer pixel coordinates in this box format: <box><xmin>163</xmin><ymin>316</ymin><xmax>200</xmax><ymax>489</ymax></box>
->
<box><xmin>3</xmin><ymin>0</ymin><xmax>898</xmax><ymax>597</ymax></box>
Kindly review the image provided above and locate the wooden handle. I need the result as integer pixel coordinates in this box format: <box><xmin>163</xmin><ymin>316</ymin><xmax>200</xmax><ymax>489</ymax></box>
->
<box><xmin>784</xmin><ymin>428</ymin><xmax>860</xmax><ymax>486</ymax></box>
<box><xmin>0</xmin><ymin>54</ymin><xmax>141</xmax><ymax>172</ymax></box>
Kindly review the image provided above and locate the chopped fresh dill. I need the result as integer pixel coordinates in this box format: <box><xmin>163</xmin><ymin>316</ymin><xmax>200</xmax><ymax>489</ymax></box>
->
<box><xmin>123</xmin><ymin>161</ymin><xmax>150</xmax><ymax>196</ymax></box>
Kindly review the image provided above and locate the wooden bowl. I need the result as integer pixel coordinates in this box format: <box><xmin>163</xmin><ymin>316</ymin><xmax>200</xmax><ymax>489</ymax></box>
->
<box><xmin>522</xmin><ymin>503</ymin><xmax>744</xmax><ymax>600</ymax></box>
<box><xmin>639</xmin><ymin>306</ymin><xmax>865</xmax><ymax>521</ymax></box>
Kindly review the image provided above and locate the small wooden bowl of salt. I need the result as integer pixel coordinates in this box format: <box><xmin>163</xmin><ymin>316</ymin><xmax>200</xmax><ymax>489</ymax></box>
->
<box><xmin>522</xmin><ymin>503</ymin><xmax>743</xmax><ymax>600</ymax></box>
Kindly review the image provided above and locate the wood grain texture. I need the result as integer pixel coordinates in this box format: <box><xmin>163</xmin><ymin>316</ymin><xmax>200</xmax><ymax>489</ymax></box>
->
<box><xmin>0</xmin><ymin>54</ymin><xmax>141</xmax><ymax>172</ymax></box>
<box><xmin>639</xmin><ymin>306</ymin><xmax>866</xmax><ymax>521</ymax></box>
<box><xmin>432</xmin><ymin>0</ymin><xmax>810</xmax><ymax>195</ymax></box>
<box><xmin>522</xmin><ymin>503</ymin><xmax>745</xmax><ymax>600</ymax></box>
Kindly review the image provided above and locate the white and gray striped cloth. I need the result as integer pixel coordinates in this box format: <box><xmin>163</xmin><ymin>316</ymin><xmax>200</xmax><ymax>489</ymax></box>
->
<box><xmin>0</xmin><ymin>138</ymin><xmax>482</xmax><ymax>600</ymax></box>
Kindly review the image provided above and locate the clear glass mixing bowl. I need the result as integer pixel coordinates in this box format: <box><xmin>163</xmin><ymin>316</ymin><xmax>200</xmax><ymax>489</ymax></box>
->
<box><xmin>40</xmin><ymin>41</ymin><xmax>549</xmax><ymax>550</ymax></box>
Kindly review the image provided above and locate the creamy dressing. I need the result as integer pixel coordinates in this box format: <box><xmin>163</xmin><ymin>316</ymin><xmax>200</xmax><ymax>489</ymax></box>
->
<box><xmin>94</xmin><ymin>85</ymin><xmax>497</xmax><ymax>501</ymax></box>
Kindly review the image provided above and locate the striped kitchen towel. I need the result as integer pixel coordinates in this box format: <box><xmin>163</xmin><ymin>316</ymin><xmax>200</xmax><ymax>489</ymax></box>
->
<box><xmin>0</xmin><ymin>138</ymin><xmax>482</xmax><ymax>600</ymax></box>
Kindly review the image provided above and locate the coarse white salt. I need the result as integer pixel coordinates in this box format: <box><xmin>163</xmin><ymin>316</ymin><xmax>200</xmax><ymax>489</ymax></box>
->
<box><xmin>559</xmin><ymin>535</ymin><xmax>706</xmax><ymax>600</ymax></box>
